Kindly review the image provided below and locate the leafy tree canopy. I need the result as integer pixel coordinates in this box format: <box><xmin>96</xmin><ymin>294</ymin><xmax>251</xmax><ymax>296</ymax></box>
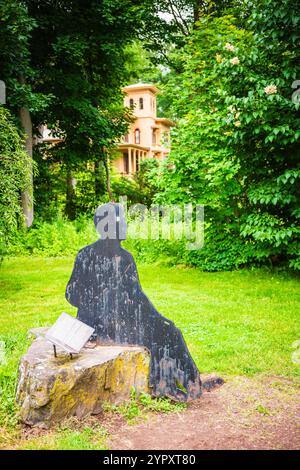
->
<box><xmin>156</xmin><ymin>0</ymin><xmax>300</xmax><ymax>270</ymax></box>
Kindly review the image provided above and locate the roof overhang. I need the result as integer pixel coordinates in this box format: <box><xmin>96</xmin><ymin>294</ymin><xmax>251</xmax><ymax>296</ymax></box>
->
<box><xmin>155</xmin><ymin>118</ymin><xmax>176</xmax><ymax>127</ymax></box>
<box><xmin>118</xmin><ymin>143</ymin><xmax>150</xmax><ymax>151</ymax></box>
<box><xmin>122</xmin><ymin>83</ymin><xmax>160</xmax><ymax>95</ymax></box>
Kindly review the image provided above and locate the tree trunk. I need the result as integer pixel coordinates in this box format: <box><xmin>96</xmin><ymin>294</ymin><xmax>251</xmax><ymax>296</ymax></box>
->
<box><xmin>65</xmin><ymin>167</ymin><xmax>77</xmax><ymax>220</ymax></box>
<box><xmin>19</xmin><ymin>106</ymin><xmax>34</xmax><ymax>227</ymax></box>
<box><xmin>103</xmin><ymin>151</ymin><xmax>114</xmax><ymax>202</ymax></box>
<box><xmin>94</xmin><ymin>160</ymin><xmax>106</xmax><ymax>200</ymax></box>
<box><xmin>193</xmin><ymin>0</ymin><xmax>205</xmax><ymax>27</ymax></box>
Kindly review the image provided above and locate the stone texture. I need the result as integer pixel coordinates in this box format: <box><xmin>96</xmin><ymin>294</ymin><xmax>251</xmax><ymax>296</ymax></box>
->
<box><xmin>16</xmin><ymin>336</ymin><xmax>150</xmax><ymax>428</ymax></box>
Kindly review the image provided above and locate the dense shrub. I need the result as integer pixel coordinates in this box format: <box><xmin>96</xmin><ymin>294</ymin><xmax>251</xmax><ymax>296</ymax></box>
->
<box><xmin>7</xmin><ymin>217</ymin><xmax>97</xmax><ymax>257</ymax></box>
<box><xmin>5</xmin><ymin>217</ymin><xmax>261</xmax><ymax>272</ymax></box>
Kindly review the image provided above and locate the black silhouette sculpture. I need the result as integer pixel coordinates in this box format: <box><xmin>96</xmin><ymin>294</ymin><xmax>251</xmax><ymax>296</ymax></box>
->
<box><xmin>66</xmin><ymin>203</ymin><xmax>202</xmax><ymax>401</ymax></box>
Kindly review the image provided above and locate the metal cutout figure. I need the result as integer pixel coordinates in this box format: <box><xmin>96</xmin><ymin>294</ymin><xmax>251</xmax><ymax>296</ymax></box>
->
<box><xmin>66</xmin><ymin>203</ymin><xmax>202</xmax><ymax>401</ymax></box>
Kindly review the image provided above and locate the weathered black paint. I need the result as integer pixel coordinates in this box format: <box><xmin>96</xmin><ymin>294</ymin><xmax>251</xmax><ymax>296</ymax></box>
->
<box><xmin>66</xmin><ymin>204</ymin><xmax>202</xmax><ymax>401</ymax></box>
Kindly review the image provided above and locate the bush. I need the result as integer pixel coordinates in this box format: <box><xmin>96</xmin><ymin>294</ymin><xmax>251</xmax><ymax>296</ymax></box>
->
<box><xmin>7</xmin><ymin>216</ymin><xmax>97</xmax><ymax>257</ymax></box>
<box><xmin>4</xmin><ymin>214</ymin><xmax>288</xmax><ymax>272</ymax></box>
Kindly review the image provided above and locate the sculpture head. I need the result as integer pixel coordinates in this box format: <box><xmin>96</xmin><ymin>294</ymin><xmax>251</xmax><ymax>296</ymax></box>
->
<box><xmin>94</xmin><ymin>203</ymin><xmax>127</xmax><ymax>241</ymax></box>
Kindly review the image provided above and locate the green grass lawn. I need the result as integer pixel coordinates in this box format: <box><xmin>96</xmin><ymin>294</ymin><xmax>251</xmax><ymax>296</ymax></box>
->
<box><xmin>0</xmin><ymin>257</ymin><xmax>299</xmax><ymax>447</ymax></box>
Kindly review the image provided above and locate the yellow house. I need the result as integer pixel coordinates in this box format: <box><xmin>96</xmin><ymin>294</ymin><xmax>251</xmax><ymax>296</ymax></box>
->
<box><xmin>113</xmin><ymin>83</ymin><xmax>174</xmax><ymax>176</ymax></box>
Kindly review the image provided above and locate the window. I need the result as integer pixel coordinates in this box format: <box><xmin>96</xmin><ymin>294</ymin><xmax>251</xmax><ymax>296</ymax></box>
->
<box><xmin>134</xmin><ymin>129</ymin><xmax>140</xmax><ymax>144</ymax></box>
<box><xmin>151</xmin><ymin>97</ymin><xmax>155</xmax><ymax>112</ymax></box>
<box><xmin>124</xmin><ymin>134</ymin><xmax>129</xmax><ymax>143</ymax></box>
<box><xmin>139</xmin><ymin>97</ymin><xmax>144</xmax><ymax>110</ymax></box>
<box><xmin>162</xmin><ymin>131</ymin><xmax>170</xmax><ymax>147</ymax></box>
<box><xmin>129</xmin><ymin>98</ymin><xmax>134</xmax><ymax>109</ymax></box>
<box><xmin>162</xmin><ymin>131</ymin><xmax>170</xmax><ymax>146</ymax></box>
<box><xmin>152</xmin><ymin>129</ymin><xmax>156</xmax><ymax>145</ymax></box>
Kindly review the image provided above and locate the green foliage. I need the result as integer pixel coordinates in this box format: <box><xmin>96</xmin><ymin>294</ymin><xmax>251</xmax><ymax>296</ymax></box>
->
<box><xmin>6</xmin><ymin>217</ymin><xmax>97</xmax><ymax>257</ymax></box>
<box><xmin>103</xmin><ymin>387</ymin><xmax>186</xmax><ymax>423</ymax></box>
<box><xmin>16</xmin><ymin>418</ymin><xmax>108</xmax><ymax>450</ymax></box>
<box><xmin>156</xmin><ymin>1</ymin><xmax>300</xmax><ymax>270</ymax></box>
<box><xmin>0</xmin><ymin>0</ymin><xmax>51</xmax><ymax>114</ymax></box>
<box><xmin>0</xmin><ymin>331</ymin><xmax>30</xmax><ymax>429</ymax></box>
<box><xmin>33</xmin><ymin>148</ymin><xmax>70</xmax><ymax>221</ymax></box>
<box><xmin>33</xmin><ymin>154</ymin><xmax>108</xmax><ymax>221</ymax></box>
<box><xmin>222</xmin><ymin>0</ymin><xmax>300</xmax><ymax>270</ymax></box>
<box><xmin>0</xmin><ymin>107</ymin><xmax>31</xmax><ymax>259</ymax></box>
<box><xmin>32</xmin><ymin>156</ymin><xmax>158</xmax><ymax>222</ymax></box>
<box><xmin>0</xmin><ymin>0</ymin><xmax>178</xmax><ymax>222</ymax></box>
<box><xmin>123</xmin><ymin>41</ymin><xmax>159</xmax><ymax>84</ymax></box>
<box><xmin>126</xmin><ymin>226</ymin><xmax>254</xmax><ymax>271</ymax></box>
<box><xmin>0</xmin><ymin>0</ymin><xmax>155</xmax><ymax>156</ymax></box>
<box><xmin>256</xmin><ymin>404</ymin><xmax>272</xmax><ymax>416</ymax></box>
<box><xmin>1</xmin><ymin>214</ymin><xmax>259</xmax><ymax>271</ymax></box>
<box><xmin>184</xmin><ymin>228</ymin><xmax>254</xmax><ymax>271</ymax></box>
<box><xmin>4</xmin><ymin>216</ymin><xmax>185</xmax><ymax>261</ymax></box>
<box><xmin>132</xmin><ymin>158</ymin><xmax>160</xmax><ymax>206</ymax></box>
<box><xmin>138</xmin><ymin>390</ymin><xmax>187</xmax><ymax>413</ymax></box>
<box><xmin>25</xmin><ymin>0</ymin><xmax>154</xmax><ymax>217</ymax></box>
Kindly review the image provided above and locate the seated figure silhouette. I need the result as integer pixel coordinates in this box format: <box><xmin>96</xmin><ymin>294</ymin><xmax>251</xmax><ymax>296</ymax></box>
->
<box><xmin>66</xmin><ymin>203</ymin><xmax>202</xmax><ymax>401</ymax></box>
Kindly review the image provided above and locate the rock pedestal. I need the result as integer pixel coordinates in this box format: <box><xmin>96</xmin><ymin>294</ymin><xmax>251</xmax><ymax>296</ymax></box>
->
<box><xmin>16</xmin><ymin>336</ymin><xmax>150</xmax><ymax>428</ymax></box>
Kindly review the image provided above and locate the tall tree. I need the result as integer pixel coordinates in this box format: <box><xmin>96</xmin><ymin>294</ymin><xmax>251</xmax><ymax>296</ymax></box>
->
<box><xmin>27</xmin><ymin>0</ymin><xmax>145</xmax><ymax>209</ymax></box>
<box><xmin>0</xmin><ymin>0</ymin><xmax>50</xmax><ymax>226</ymax></box>
<box><xmin>157</xmin><ymin>0</ymin><xmax>300</xmax><ymax>270</ymax></box>
<box><xmin>0</xmin><ymin>0</ymin><xmax>170</xmax><ymax>220</ymax></box>
<box><xmin>0</xmin><ymin>107</ymin><xmax>31</xmax><ymax>257</ymax></box>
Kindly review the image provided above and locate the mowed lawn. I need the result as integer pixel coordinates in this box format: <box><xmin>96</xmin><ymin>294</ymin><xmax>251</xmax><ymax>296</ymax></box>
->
<box><xmin>0</xmin><ymin>256</ymin><xmax>299</xmax><ymax>379</ymax></box>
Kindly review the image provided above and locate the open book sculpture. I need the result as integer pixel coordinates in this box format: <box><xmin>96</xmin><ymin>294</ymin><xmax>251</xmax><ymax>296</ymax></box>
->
<box><xmin>66</xmin><ymin>203</ymin><xmax>202</xmax><ymax>401</ymax></box>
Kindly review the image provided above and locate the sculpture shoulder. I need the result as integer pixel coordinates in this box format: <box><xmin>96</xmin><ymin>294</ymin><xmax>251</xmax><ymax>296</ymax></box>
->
<box><xmin>74</xmin><ymin>242</ymin><xmax>136</xmax><ymax>265</ymax></box>
<box><xmin>75</xmin><ymin>243</ymin><xmax>96</xmax><ymax>261</ymax></box>
<box><xmin>119</xmin><ymin>246</ymin><xmax>136</xmax><ymax>265</ymax></box>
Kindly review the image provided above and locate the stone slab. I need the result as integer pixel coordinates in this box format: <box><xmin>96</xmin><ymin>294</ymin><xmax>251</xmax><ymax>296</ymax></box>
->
<box><xmin>16</xmin><ymin>336</ymin><xmax>150</xmax><ymax>428</ymax></box>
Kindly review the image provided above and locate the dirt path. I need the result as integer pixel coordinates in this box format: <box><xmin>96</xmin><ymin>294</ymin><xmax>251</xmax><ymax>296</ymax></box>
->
<box><xmin>106</xmin><ymin>376</ymin><xmax>300</xmax><ymax>450</ymax></box>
